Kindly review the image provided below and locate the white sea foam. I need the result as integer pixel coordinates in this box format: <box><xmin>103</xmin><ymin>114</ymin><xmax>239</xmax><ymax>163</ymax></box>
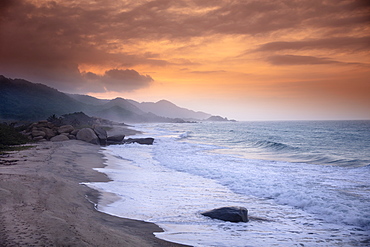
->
<box><xmin>86</xmin><ymin>122</ymin><xmax>370</xmax><ymax>246</ymax></box>
<box><xmin>178</xmin><ymin>131</ymin><xmax>191</xmax><ymax>139</ymax></box>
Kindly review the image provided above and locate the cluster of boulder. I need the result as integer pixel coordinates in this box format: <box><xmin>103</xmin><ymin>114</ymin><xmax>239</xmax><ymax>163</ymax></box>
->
<box><xmin>21</xmin><ymin>120</ymin><xmax>154</xmax><ymax>145</ymax></box>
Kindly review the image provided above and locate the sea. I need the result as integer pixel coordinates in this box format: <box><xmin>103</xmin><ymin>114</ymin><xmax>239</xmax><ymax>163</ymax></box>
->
<box><xmin>85</xmin><ymin>121</ymin><xmax>370</xmax><ymax>247</ymax></box>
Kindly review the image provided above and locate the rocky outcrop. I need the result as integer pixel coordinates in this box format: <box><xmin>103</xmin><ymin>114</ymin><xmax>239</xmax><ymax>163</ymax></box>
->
<box><xmin>21</xmin><ymin>120</ymin><xmax>101</xmax><ymax>144</ymax></box>
<box><xmin>20</xmin><ymin>120</ymin><xmax>154</xmax><ymax>146</ymax></box>
<box><xmin>76</xmin><ymin>128</ymin><xmax>99</xmax><ymax>145</ymax></box>
<box><xmin>201</xmin><ymin>206</ymin><xmax>249</xmax><ymax>223</ymax></box>
<box><xmin>22</xmin><ymin>121</ymin><xmax>58</xmax><ymax>141</ymax></box>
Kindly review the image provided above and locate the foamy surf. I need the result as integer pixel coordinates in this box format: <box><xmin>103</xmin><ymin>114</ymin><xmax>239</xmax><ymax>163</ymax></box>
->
<box><xmin>86</xmin><ymin>121</ymin><xmax>370</xmax><ymax>246</ymax></box>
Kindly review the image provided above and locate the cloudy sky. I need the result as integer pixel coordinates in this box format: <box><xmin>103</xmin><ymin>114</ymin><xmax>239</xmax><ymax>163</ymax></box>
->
<box><xmin>1</xmin><ymin>0</ymin><xmax>369</xmax><ymax>120</ymax></box>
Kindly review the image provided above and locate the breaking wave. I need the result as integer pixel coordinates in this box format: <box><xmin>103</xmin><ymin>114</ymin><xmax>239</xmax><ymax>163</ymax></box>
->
<box><xmin>254</xmin><ymin>140</ymin><xmax>297</xmax><ymax>151</ymax></box>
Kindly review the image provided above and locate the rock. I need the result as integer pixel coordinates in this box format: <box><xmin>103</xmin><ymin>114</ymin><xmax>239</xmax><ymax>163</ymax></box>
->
<box><xmin>42</xmin><ymin>128</ymin><xmax>56</xmax><ymax>139</ymax></box>
<box><xmin>123</xmin><ymin>138</ymin><xmax>154</xmax><ymax>145</ymax></box>
<box><xmin>201</xmin><ymin>207</ymin><xmax>249</xmax><ymax>223</ymax></box>
<box><xmin>93</xmin><ymin>125</ymin><xmax>107</xmax><ymax>145</ymax></box>
<box><xmin>68</xmin><ymin>135</ymin><xmax>76</xmax><ymax>140</ymax></box>
<box><xmin>27</xmin><ymin>123</ymin><xmax>37</xmax><ymax>131</ymax></box>
<box><xmin>47</xmin><ymin>122</ymin><xmax>55</xmax><ymax>129</ymax></box>
<box><xmin>58</xmin><ymin>125</ymin><xmax>74</xmax><ymax>134</ymax></box>
<box><xmin>108</xmin><ymin>135</ymin><xmax>125</xmax><ymax>142</ymax></box>
<box><xmin>36</xmin><ymin>120</ymin><xmax>50</xmax><ymax>128</ymax></box>
<box><xmin>106</xmin><ymin>135</ymin><xmax>125</xmax><ymax>145</ymax></box>
<box><xmin>33</xmin><ymin>136</ymin><xmax>45</xmax><ymax>141</ymax></box>
<box><xmin>71</xmin><ymin>129</ymin><xmax>79</xmax><ymax>136</ymax></box>
<box><xmin>50</xmin><ymin>134</ymin><xmax>70</xmax><ymax>142</ymax></box>
<box><xmin>76</xmin><ymin>128</ymin><xmax>99</xmax><ymax>145</ymax></box>
<box><xmin>31</xmin><ymin>130</ymin><xmax>46</xmax><ymax>138</ymax></box>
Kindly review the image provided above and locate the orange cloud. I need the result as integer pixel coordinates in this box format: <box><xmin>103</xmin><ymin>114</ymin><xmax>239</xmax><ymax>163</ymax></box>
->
<box><xmin>1</xmin><ymin>0</ymin><xmax>369</xmax><ymax>120</ymax></box>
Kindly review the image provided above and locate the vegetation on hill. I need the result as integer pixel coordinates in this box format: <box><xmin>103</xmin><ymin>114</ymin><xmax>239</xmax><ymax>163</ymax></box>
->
<box><xmin>0</xmin><ymin>75</ymin><xmax>86</xmax><ymax>121</ymax></box>
<box><xmin>48</xmin><ymin>112</ymin><xmax>94</xmax><ymax>127</ymax></box>
<box><xmin>48</xmin><ymin>112</ymin><xmax>116</xmax><ymax>128</ymax></box>
<box><xmin>0</xmin><ymin>123</ymin><xmax>31</xmax><ymax>151</ymax></box>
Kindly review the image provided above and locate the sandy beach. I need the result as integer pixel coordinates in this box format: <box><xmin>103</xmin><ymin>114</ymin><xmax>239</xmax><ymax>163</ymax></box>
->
<box><xmin>0</xmin><ymin>139</ymin><xmax>188</xmax><ymax>246</ymax></box>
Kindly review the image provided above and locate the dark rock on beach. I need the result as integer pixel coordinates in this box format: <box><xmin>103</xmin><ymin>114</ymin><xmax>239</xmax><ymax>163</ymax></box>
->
<box><xmin>107</xmin><ymin>135</ymin><xmax>125</xmax><ymax>145</ymax></box>
<box><xmin>43</xmin><ymin>128</ymin><xmax>56</xmax><ymax>139</ymax></box>
<box><xmin>201</xmin><ymin>206</ymin><xmax>249</xmax><ymax>223</ymax></box>
<box><xmin>76</xmin><ymin>128</ymin><xmax>100</xmax><ymax>145</ymax></box>
<box><xmin>123</xmin><ymin>138</ymin><xmax>155</xmax><ymax>145</ymax></box>
<box><xmin>50</xmin><ymin>134</ymin><xmax>70</xmax><ymax>142</ymax></box>
<box><xmin>31</xmin><ymin>130</ymin><xmax>46</xmax><ymax>138</ymax></box>
<box><xmin>58</xmin><ymin>125</ymin><xmax>74</xmax><ymax>134</ymax></box>
<box><xmin>93</xmin><ymin>125</ymin><xmax>108</xmax><ymax>145</ymax></box>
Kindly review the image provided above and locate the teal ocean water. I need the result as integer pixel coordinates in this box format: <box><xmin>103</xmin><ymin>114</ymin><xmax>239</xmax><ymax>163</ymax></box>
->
<box><xmin>87</xmin><ymin>121</ymin><xmax>370</xmax><ymax>246</ymax></box>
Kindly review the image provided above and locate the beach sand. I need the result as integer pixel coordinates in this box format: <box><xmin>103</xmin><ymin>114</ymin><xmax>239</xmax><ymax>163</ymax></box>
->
<box><xmin>0</xmin><ymin>139</ymin><xmax>188</xmax><ymax>246</ymax></box>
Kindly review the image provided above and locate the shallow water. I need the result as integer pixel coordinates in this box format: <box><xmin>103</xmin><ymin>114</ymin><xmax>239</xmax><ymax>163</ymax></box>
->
<box><xmin>86</xmin><ymin>121</ymin><xmax>370</xmax><ymax>246</ymax></box>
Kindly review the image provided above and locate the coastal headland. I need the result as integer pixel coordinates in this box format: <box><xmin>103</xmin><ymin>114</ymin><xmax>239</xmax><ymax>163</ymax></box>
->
<box><xmin>0</xmin><ymin>138</ymin><xmax>188</xmax><ymax>246</ymax></box>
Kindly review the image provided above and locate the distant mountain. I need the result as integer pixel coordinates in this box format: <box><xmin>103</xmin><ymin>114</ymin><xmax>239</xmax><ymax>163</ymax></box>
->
<box><xmin>94</xmin><ymin>105</ymin><xmax>142</xmax><ymax>123</ymax></box>
<box><xmin>129</xmin><ymin>99</ymin><xmax>211</xmax><ymax>120</ymax></box>
<box><xmin>206</xmin><ymin>116</ymin><xmax>235</xmax><ymax>122</ymax></box>
<box><xmin>93</xmin><ymin>105</ymin><xmax>183</xmax><ymax>123</ymax></box>
<box><xmin>68</xmin><ymin>94</ymin><xmax>109</xmax><ymax>106</ymax></box>
<box><xmin>101</xmin><ymin>98</ymin><xmax>144</xmax><ymax>115</ymax></box>
<box><xmin>0</xmin><ymin>75</ymin><xmax>228</xmax><ymax>123</ymax></box>
<box><xmin>94</xmin><ymin>98</ymin><xmax>184</xmax><ymax>123</ymax></box>
<box><xmin>0</xmin><ymin>75</ymin><xmax>87</xmax><ymax>121</ymax></box>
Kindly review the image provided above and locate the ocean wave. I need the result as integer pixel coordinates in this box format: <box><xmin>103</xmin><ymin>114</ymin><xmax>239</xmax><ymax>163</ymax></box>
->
<box><xmin>300</xmin><ymin>154</ymin><xmax>369</xmax><ymax>167</ymax></box>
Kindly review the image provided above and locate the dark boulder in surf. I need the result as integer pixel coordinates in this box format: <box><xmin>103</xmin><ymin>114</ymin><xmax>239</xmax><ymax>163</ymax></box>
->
<box><xmin>201</xmin><ymin>206</ymin><xmax>249</xmax><ymax>223</ymax></box>
<box><xmin>106</xmin><ymin>135</ymin><xmax>125</xmax><ymax>145</ymax></box>
<box><xmin>123</xmin><ymin>138</ymin><xmax>154</xmax><ymax>145</ymax></box>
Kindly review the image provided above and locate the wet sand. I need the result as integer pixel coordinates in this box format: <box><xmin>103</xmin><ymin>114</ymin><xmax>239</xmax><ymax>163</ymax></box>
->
<box><xmin>0</xmin><ymin>140</ymin><xmax>188</xmax><ymax>246</ymax></box>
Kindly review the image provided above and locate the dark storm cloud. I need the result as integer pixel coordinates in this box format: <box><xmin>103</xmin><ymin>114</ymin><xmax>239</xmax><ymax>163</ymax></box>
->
<box><xmin>0</xmin><ymin>0</ymin><xmax>160</xmax><ymax>92</ymax></box>
<box><xmin>0</xmin><ymin>0</ymin><xmax>14</xmax><ymax>14</ymax></box>
<box><xmin>82</xmin><ymin>69</ymin><xmax>153</xmax><ymax>92</ymax></box>
<box><xmin>0</xmin><ymin>0</ymin><xmax>369</xmax><ymax>92</ymax></box>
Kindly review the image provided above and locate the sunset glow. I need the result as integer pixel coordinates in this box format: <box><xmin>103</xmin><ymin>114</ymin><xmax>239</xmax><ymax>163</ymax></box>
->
<box><xmin>1</xmin><ymin>0</ymin><xmax>369</xmax><ymax>120</ymax></box>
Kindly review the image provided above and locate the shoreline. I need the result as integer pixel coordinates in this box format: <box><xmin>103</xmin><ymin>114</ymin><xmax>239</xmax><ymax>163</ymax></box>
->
<box><xmin>0</xmin><ymin>140</ymin><xmax>188</xmax><ymax>246</ymax></box>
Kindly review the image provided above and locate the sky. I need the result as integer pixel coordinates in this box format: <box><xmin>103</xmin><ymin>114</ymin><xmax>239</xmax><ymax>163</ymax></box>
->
<box><xmin>0</xmin><ymin>0</ymin><xmax>369</xmax><ymax>121</ymax></box>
